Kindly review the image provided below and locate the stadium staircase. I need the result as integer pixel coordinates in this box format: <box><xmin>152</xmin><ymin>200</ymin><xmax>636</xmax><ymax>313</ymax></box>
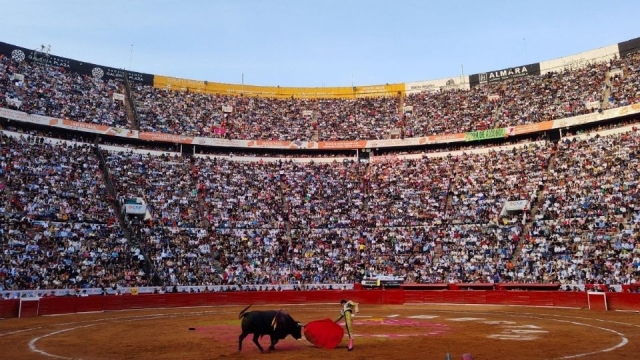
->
<box><xmin>361</xmin><ymin>164</ymin><xmax>371</xmax><ymax>213</ymax></box>
<box><xmin>122</xmin><ymin>91</ymin><xmax>137</xmax><ymax>128</ymax></box>
<box><xmin>93</xmin><ymin>145</ymin><xmax>161</xmax><ymax>285</ymax></box>
<box><xmin>123</xmin><ymin>74</ymin><xmax>142</xmax><ymax>130</ymax></box>
<box><xmin>197</xmin><ymin>194</ymin><xmax>210</xmax><ymax>229</ymax></box>
<box><xmin>510</xmin><ymin>142</ymin><xmax>559</xmax><ymax>268</ymax></box>
<box><xmin>491</xmin><ymin>103</ymin><xmax>504</xmax><ymax>129</ymax></box>
<box><xmin>433</xmin><ymin>178</ymin><xmax>456</xmax><ymax>265</ymax></box>
<box><xmin>192</xmin><ymin>183</ymin><xmax>222</xmax><ymax>273</ymax></box>
<box><xmin>279</xmin><ymin>177</ymin><xmax>292</xmax><ymax>246</ymax></box>
<box><xmin>1</xmin><ymin>165</ymin><xmax>16</xmax><ymax>213</ymax></box>
<box><xmin>601</xmin><ymin>71</ymin><xmax>613</xmax><ymax>111</ymax></box>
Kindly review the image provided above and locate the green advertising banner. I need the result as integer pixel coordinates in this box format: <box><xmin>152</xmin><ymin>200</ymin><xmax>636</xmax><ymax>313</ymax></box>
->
<box><xmin>464</xmin><ymin>128</ymin><xmax>506</xmax><ymax>142</ymax></box>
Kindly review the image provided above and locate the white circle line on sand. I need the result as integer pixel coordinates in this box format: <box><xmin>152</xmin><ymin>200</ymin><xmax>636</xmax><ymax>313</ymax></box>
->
<box><xmin>0</xmin><ymin>327</ymin><xmax>43</xmax><ymax>338</ymax></box>
<box><xmin>551</xmin><ymin>320</ymin><xmax>628</xmax><ymax>359</ymax></box>
<box><xmin>18</xmin><ymin>306</ymin><xmax>633</xmax><ymax>359</ymax></box>
<box><xmin>29</xmin><ymin>324</ymin><xmax>97</xmax><ymax>359</ymax></box>
<box><xmin>404</xmin><ymin>308</ymin><xmax>631</xmax><ymax>359</ymax></box>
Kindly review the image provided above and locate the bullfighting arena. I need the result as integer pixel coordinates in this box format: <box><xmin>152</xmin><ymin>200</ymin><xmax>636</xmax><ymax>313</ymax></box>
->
<box><xmin>1</xmin><ymin>304</ymin><xmax>640</xmax><ymax>360</ymax></box>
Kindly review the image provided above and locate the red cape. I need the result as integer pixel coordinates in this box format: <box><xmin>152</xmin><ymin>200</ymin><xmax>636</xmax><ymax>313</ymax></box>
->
<box><xmin>304</xmin><ymin>318</ymin><xmax>344</xmax><ymax>349</ymax></box>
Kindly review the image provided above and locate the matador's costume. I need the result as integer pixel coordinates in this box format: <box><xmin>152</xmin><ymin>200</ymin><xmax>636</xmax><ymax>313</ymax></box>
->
<box><xmin>335</xmin><ymin>300</ymin><xmax>359</xmax><ymax>351</ymax></box>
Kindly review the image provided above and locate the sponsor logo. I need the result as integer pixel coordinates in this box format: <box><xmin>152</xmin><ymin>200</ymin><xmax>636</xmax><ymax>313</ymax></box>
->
<box><xmin>27</xmin><ymin>52</ymin><xmax>71</xmax><ymax>68</ymax></box>
<box><xmin>11</xmin><ymin>49</ymin><xmax>25</xmax><ymax>62</ymax></box>
<box><xmin>104</xmin><ymin>68</ymin><xmax>147</xmax><ymax>83</ymax></box>
<box><xmin>480</xmin><ymin>66</ymin><xmax>530</xmax><ymax>83</ymax></box>
<box><xmin>92</xmin><ymin>67</ymin><xmax>104</xmax><ymax>79</ymax></box>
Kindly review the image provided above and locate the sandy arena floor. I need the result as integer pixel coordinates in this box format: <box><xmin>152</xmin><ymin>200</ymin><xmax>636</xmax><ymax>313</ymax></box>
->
<box><xmin>1</xmin><ymin>303</ymin><xmax>640</xmax><ymax>359</ymax></box>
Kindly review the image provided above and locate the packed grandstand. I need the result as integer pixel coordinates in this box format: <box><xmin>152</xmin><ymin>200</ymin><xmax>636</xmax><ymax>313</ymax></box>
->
<box><xmin>1</xmin><ymin>37</ymin><xmax>640</xmax><ymax>298</ymax></box>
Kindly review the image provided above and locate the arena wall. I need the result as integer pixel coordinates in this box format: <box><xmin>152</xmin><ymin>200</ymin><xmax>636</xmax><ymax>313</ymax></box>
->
<box><xmin>2</xmin><ymin>289</ymin><xmax>639</xmax><ymax>319</ymax></box>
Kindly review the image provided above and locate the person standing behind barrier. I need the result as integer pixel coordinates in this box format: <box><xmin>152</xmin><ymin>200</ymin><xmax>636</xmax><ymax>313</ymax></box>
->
<box><xmin>335</xmin><ymin>299</ymin><xmax>359</xmax><ymax>351</ymax></box>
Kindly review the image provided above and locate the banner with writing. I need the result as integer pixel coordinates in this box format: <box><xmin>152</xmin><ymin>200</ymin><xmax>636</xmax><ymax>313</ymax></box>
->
<box><xmin>153</xmin><ymin>75</ymin><xmax>404</xmax><ymax>99</ymax></box>
<box><xmin>469</xmin><ymin>63</ymin><xmax>540</xmax><ymax>87</ymax></box>
<box><xmin>0</xmin><ymin>41</ymin><xmax>154</xmax><ymax>85</ymax></box>
<box><xmin>3</xmin><ymin>103</ymin><xmax>640</xmax><ymax>149</ymax></box>
<box><xmin>464</xmin><ymin>128</ymin><xmax>506</xmax><ymax>141</ymax></box>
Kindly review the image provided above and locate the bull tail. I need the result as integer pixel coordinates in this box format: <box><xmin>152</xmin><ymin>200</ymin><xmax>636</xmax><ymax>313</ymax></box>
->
<box><xmin>238</xmin><ymin>304</ymin><xmax>253</xmax><ymax>319</ymax></box>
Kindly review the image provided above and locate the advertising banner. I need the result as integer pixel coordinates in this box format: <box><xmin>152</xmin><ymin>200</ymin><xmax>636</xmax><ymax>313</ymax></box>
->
<box><xmin>405</xmin><ymin>76</ymin><xmax>470</xmax><ymax>94</ymax></box>
<box><xmin>0</xmin><ymin>107</ymin><xmax>57</xmax><ymax>125</ymax></box>
<box><xmin>540</xmin><ymin>44</ymin><xmax>619</xmax><ymax>74</ymax></box>
<box><xmin>469</xmin><ymin>63</ymin><xmax>540</xmax><ymax>87</ymax></box>
<box><xmin>153</xmin><ymin>75</ymin><xmax>403</xmax><ymax>99</ymax></box>
<box><xmin>501</xmin><ymin>200</ymin><xmax>529</xmax><ymax>216</ymax></box>
<box><xmin>514</xmin><ymin>120</ymin><xmax>554</xmax><ymax>135</ymax></box>
<box><xmin>504</xmin><ymin>200</ymin><xmax>529</xmax><ymax>212</ymax></box>
<box><xmin>618</xmin><ymin>36</ymin><xmax>640</xmax><ymax>57</ymax></box>
<box><xmin>464</xmin><ymin>128</ymin><xmax>506</xmax><ymax>141</ymax></box>
<box><xmin>0</xmin><ymin>41</ymin><xmax>154</xmax><ymax>85</ymax></box>
<box><xmin>354</xmin><ymin>83</ymin><xmax>404</xmax><ymax>98</ymax></box>
<box><xmin>427</xmin><ymin>133</ymin><xmax>466</xmax><ymax>143</ymax></box>
<box><xmin>124</xmin><ymin>204</ymin><xmax>147</xmax><ymax>215</ymax></box>
<box><xmin>3</xmin><ymin>97</ymin><xmax>640</xmax><ymax>150</ymax></box>
<box><xmin>138</xmin><ymin>132</ymin><xmax>194</xmax><ymax>144</ymax></box>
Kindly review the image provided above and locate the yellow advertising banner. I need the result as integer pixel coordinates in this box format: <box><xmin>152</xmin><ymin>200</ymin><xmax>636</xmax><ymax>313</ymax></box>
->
<box><xmin>354</xmin><ymin>83</ymin><xmax>405</xmax><ymax>98</ymax></box>
<box><xmin>153</xmin><ymin>75</ymin><xmax>404</xmax><ymax>99</ymax></box>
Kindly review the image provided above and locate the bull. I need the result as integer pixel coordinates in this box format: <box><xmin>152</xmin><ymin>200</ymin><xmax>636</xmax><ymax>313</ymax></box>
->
<box><xmin>238</xmin><ymin>304</ymin><xmax>304</xmax><ymax>352</ymax></box>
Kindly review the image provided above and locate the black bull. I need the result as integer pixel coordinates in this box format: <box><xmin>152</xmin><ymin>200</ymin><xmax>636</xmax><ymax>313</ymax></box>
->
<box><xmin>238</xmin><ymin>305</ymin><xmax>304</xmax><ymax>352</ymax></box>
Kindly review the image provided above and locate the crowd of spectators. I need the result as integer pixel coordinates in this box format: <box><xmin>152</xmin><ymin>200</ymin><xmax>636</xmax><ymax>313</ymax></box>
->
<box><xmin>608</xmin><ymin>52</ymin><xmax>640</xmax><ymax>108</ymax></box>
<box><xmin>515</xmin><ymin>130</ymin><xmax>640</xmax><ymax>286</ymax></box>
<box><xmin>0</xmin><ymin>133</ymin><xmax>147</xmax><ymax>292</ymax></box>
<box><xmin>405</xmin><ymin>61</ymin><xmax>607</xmax><ymax>136</ymax></box>
<box><xmin>133</xmin><ymin>85</ymin><xmax>401</xmax><ymax>140</ymax></box>
<box><xmin>2</xmin><ymin>125</ymin><xmax>640</xmax><ymax>294</ymax></box>
<box><xmin>128</xmin><ymin>53</ymin><xmax>640</xmax><ymax>141</ymax></box>
<box><xmin>2</xmin><ymin>48</ymin><xmax>640</xmax><ymax>294</ymax></box>
<box><xmin>446</xmin><ymin>143</ymin><xmax>550</xmax><ymax>225</ymax></box>
<box><xmin>2</xmin><ymin>47</ymin><xmax>640</xmax><ymax>144</ymax></box>
<box><xmin>1</xmin><ymin>135</ymin><xmax>113</xmax><ymax>223</ymax></box>
<box><xmin>0</xmin><ymin>55</ymin><xmax>128</xmax><ymax>128</ymax></box>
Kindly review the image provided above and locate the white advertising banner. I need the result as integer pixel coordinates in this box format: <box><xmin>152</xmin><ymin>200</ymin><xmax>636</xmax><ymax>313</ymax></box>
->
<box><xmin>2</xmin><ymin>102</ymin><xmax>640</xmax><ymax>150</ymax></box>
<box><xmin>584</xmin><ymin>101</ymin><xmax>600</xmax><ymax>110</ymax></box>
<box><xmin>539</xmin><ymin>44</ymin><xmax>619</xmax><ymax>74</ymax></box>
<box><xmin>609</xmin><ymin>68</ymin><xmax>624</xmax><ymax>78</ymax></box>
<box><xmin>5</xmin><ymin>98</ymin><xmax>22</xmax><ymax>108</ymax></box>
<box><xmin>405</xmin><ymin>76</ymin><xmax>470</xmax><ymax>94</ymax></box>
<box><xmin>552</xmin><ymin>103</ymin><xmax>640</xmax><ymax>129</ymax></box>
<box><xmin>504</xmin><ymin>200</ymin><xmax>529</xmax><ymax>211</ymax></box>
<box><xmin>124</xmin><ymin>203</ymin><xmax>147</xmax><ymax>215</ymax></box>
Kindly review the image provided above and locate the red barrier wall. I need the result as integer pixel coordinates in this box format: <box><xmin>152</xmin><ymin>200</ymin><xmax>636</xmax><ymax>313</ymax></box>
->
<box><xmin>0</xmin><ymin>299</ymin><xmax>19</xmax><ymax>318</ymax></box>
<box><xmin>3</xmin><ymin>290</ymin><xmax>639</xmax><ymax>319</ymax></box>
